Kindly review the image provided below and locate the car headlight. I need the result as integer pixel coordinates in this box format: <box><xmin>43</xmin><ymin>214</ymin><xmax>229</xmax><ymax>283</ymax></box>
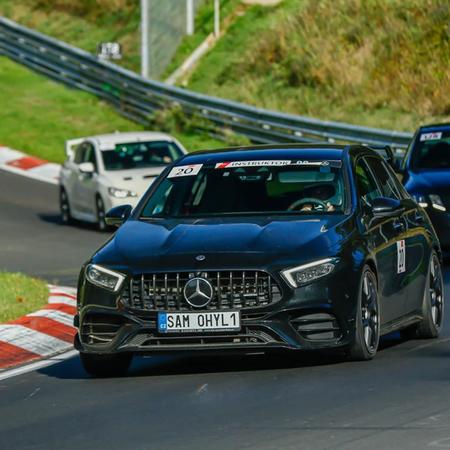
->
<box><xmin>412</xmin><ymin>194</ymin><xmax>429</xmax><ymax>208</ymax></box>
<box><xmin>85</xmin><ymin>264</ymin><xmax>126</xmax><ymax>291</ymax></box>
<box><xmin>412</xmin><ymin>194</ymin><xmax>446</xmax><ymax>212</ymax></box>
<box><xmin>281</xmin><ymin>258</ymin><xmax>337</xmax><ymax>288</ymax></box>
<box><xmin>429</xmin><ymin>194</ymin><xmax>446</xmax><ymax>212</ymax></box>
<box><xmin>108</xmin><ymin>187</ymin><xmax>138</xmax><ymax>198</ymax></box>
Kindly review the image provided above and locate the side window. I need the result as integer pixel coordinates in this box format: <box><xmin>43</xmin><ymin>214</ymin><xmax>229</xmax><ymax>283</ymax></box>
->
<box><xmin>384</xmin><ymin>162</ymin><xmax>409</xmax><ymax>200</ymax></box>
<box><xmin>355</xmin><ymin>158</ymin><xmax>382</xmax><ymax>205</ymax></box>
<box><xmin>365</xmin><ymin>157</ymin><xmax>401</xmax><ymax>199</ymax></box>
<box><xmin>74</xmin><ymin>144</ymin><xmax>85</xmax><ymax>164</ymax></box>
<box><xmin>83</xmin><ymin>143</ymin><xmax>98</xmax><ymax>172</ymax></box>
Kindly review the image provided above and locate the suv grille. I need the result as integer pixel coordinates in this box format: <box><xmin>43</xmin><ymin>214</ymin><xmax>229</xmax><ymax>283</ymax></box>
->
<box><xmin>121</xmin><ymin>271</ymin><xmax>282</xmax><ymax>312</ymax></box>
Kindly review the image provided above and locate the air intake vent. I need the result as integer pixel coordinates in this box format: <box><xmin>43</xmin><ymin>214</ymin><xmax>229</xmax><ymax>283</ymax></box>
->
<box><xmin>80</xmin><ymin>313</ymin><xmax>124</xmax><ymax>345</ymax></box>
<box><xmin>292</xmin><ymin>313</ymin><xmax>341</xmax><ymax>341</ymax></box>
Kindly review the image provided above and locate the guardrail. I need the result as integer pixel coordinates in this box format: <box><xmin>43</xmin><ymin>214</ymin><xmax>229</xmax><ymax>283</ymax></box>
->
<box><xmin>0</xmin><ymin>17</ymin><xmax>413</xmax><ymax>149</ymax></box>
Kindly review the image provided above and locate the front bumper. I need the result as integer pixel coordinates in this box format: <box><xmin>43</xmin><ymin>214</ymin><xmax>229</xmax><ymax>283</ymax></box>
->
<box><xmin>75</xmin><ymin>268</ymin><xmax>359</xmax><ymax>356</ymax></box>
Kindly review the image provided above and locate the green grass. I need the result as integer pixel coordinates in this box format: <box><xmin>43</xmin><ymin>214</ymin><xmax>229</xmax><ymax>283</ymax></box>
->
<box><xmin>0</xmin><ymin>0</ymin><xmax>141</xmax><ymax>72</ymax></box>
<box><xmin>0</xmin><ymin>272</ymin><xmax>49</xmax><ymax>323</ymax></box>
<box><xmin>0</xmin><ymin>57</ymin><xmax>224</xmax><ymax>163</ymax></box>
<box><xmin>185</xmin><ymin>0</ymin><xmax>450</xmax><ymax>132</ymax></box>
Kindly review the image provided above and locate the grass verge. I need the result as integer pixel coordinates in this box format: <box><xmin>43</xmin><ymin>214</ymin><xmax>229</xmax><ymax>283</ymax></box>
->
<box><xmin>0</xmin><ymin>57</ymin><xmax>224</xmax><ymax>163</ymax></box>
<box><xmin>0</xmin><ymin>272</ymin><xmax>49</xmax><ymax>323</ymax></box>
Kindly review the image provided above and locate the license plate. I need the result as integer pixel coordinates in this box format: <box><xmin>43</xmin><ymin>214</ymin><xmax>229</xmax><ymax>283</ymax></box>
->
<box><xmin>158</xmin><ymin>311</ymin><xmax>240</xmax><ymax>333</ymax></box>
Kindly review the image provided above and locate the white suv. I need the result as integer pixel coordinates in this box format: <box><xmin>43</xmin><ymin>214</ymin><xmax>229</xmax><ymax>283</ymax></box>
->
<box><xmin>59</xmin><ymin>131</ymin><xmax>187</xmax><ymax>230</ymax></box>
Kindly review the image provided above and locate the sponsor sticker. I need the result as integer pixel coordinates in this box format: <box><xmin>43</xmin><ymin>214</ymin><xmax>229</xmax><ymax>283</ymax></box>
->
<box><xmin>420</xmin><ymin>132</ymin><xmax>442</xmax><ymax>142</ymax></box>
<box><xmin>215</xmin><ymin>160</ymin><xmax>292</xmax><ymax>169</ymax></box>
<box><xmin>167</xmin><ymin>164</ymin><xmax>203</xmax><ymax>178</ymax></box>
<box><xmin>397</xmin><ymin>240</ymin><xmax>406</xmax><ymax>274</ymax></box>
<box><xmin>215</xmin><ymin>160</ymin><xmax>342</xmax><ymax>169</ymax></box>
<box><xmin>295</xmin><ymin>160</ymin><xmax>327</xmax><ymax>166</ymax></box>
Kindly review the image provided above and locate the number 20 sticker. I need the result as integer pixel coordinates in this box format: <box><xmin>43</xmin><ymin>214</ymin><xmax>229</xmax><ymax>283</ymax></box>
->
<box><xmin>167</xmin><ymin>164</ymin><xmax>203</xmax><ymax>178</ymax></box>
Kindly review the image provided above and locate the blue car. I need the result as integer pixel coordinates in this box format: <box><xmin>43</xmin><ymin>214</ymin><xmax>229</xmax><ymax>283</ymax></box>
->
<box><xmin>401</xmin><ymin>123</ymin><xmax>450</xmax><ymax>250</ymax></box>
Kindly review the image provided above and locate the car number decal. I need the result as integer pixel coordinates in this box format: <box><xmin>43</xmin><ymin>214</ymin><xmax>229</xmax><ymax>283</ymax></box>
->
<box><xmin>167</xmin><ymin>164</ymin><xmax>203</xmax><ymax>178</ymax></box>
<box><xmin>397</xmin><ymin>240</ymin><xmax>406</xmax><ymax>274</ymax></box>
<box><xmin>420</xmin><ymin>132</ymin><xmax>442</xmax><ymax>141</ymax></box>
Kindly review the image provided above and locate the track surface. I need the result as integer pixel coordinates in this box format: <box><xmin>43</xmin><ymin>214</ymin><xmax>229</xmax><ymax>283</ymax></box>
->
<box><xmin>2</xmin><ymin>169</ymin><xmax>450</xmax><ymax>450</ymax></box>
<box><xmin>0</xmin><ymin>170</ymin><xmax>109</xmax><ymax>285</ymax></box>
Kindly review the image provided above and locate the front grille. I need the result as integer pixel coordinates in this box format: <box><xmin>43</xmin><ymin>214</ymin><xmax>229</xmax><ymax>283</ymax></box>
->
<box><xmin>291</xmin><ymin>313</ymin><xmax>342</xmax><ymax>341</ymax></box>
<box><xmin>80</xmin><ymin>313</ymin><xmax>125</xmax><ymax>345</ymax></box>
<box><xmin>121</xmin><ymin>271</ymin><xmax>282</xmax><ymax>312</ymax></box>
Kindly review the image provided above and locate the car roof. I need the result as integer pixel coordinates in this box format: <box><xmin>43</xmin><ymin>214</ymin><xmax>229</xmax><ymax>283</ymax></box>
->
<box><xmin>86</xmin><ymin>131</ymin><xmax>177</xmax><ymax>149</ymax></box>
<box><xmin>178</xmin><ymin>144</ymin><xmax>349</xmax><ymax>165</ymax></box>
<box><xmin>418</xmin><ymin>122</ymin><xmax>450</xmax><ymax>132</ymax></box>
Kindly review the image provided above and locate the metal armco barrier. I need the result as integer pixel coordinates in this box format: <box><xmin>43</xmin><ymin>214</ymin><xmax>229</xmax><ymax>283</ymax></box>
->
<box><xmin>0</xmin><ymin>17</ymin><xmax>413</xmax><ymax>148</ymax></box>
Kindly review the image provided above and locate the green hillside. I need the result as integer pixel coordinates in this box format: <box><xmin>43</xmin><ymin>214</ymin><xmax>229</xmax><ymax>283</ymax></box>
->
<box><xmin>1</xmin><ymin>0</ymin><xmax>448</xmax><ymax>133</ymax></box>
<box><xmin>186</xmin><ymin>0</ymin><xmax>450</xmax><ymax>131</ymax></box>
<box><xmin>0</xmin><ymin>57</ymin><xmax>222</xmax><ymax>163</ymax></box>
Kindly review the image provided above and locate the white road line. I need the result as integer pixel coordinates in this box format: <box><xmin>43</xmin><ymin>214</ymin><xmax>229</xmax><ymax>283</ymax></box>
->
<box><xmin>0</xmin><ymin>325</ymin><xmax>70</xmax><ymax>356</ymax></box>
<box><xmin>48</xmin><ymin>295</ymin><xmax>77</xmax><ymax>306</ymax></box>
<box><xmin>0</xmin><ymin>164</ymin><xmax>59</xmax><ymax>185</ymax></box>
<box><xmin>27</xmin><ymin>309</ymin><xmax>75</xmax><ymax>327</ymax></box>
<box><xmin>0</xmin><ymin>350</ymin><xmax>78</xmax><ymax>381</ymax></box>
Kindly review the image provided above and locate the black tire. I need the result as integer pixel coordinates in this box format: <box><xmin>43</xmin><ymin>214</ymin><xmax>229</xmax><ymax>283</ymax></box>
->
<box><xmin>60</xmin><ymin>188</ymin><xmax>73</xmax><ymax>225</ymax></box>
<box><xmin>95</xmin><ymin>195</ymin><xmax>107</xmax><ymax>231</ymax></box>
<box><xmin>408</xmin><ymin>251</ymin><xmax>444</xmax><ymax>339</ymax></box>
<box><xmin>80</xmin><ymin>352</ymin><xmax>132</xmax><ymax>377</ymax></box>
<box><xmin>348</xmin><ymin>266</ymin><xmax>380</xmax><ymax>361</ymax></box>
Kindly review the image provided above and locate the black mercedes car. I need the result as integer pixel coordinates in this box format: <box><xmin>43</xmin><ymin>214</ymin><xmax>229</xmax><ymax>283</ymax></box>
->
<box><xmin>75</xmin><ymin>144</ymin><xmax>444</xmax><ymax>376</ymax></box>
<box><xmin>401</xmin><ymin>123</ymin><xmax>450</xmax><ymax>249</ymax></box>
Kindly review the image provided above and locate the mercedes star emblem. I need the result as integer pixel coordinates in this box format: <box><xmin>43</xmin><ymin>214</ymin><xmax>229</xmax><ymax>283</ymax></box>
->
<box><xmin>183</xmin><ymin>277</ymin><xmax>214</xmax><ymax>308</ymax></box>
<box><xmin>196</xmin><ymin>254</ymin><xmax>206</xmax><ymax>261</ymax></box>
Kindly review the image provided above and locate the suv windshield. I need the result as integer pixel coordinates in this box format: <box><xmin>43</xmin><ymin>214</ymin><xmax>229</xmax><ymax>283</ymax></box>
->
<box><xmin>102</xmin><ymin>141</ymin><xmax>184</xmax><ymax>171</ymax></box>
<box><xmin>411</xmin><ymin>128</ymin><xmax>450</xmax><ymax>170</ymax></box>
<box><xmin>141</xmin><ymin>159</ymin><xmax>346</xmax><ymax>218</ymax></box>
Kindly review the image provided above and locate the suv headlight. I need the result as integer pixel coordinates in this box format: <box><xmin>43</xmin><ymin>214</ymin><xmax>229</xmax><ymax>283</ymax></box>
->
<box><xmin>85</xmin><ymin>264</ymin><xmax>126</xmax><ymax>291</ymax></box>
<box><xmin>281</xmin><ymin>258</ymin><xmax>337</xmax><ymax>288</ymax></box>
<box><xmin>108</xmin><ymin>187</ymin><xmax>137</xmax><ymax>198</ymax></box>
<box><xmin>412</xmin><ymin>194</ymin><xmax>446</xmax><ymax>212</ymax></box>
<box><xmin>429</xmin><ymin>194</ymin><xmax>446</xmax><ymax>212</ymax></box>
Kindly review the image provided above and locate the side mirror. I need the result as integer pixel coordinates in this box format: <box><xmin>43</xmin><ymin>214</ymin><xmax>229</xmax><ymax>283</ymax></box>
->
<box><xmin>105</xmin><ymin>204</ymin><xmax>132</xmax><ymax>227</ymax></box>
<box><xmin>79</xmin><ymin>162</ymin><xmax>95</xmax><ymax>174</ymax></box>
<box><xmin>372</xmin><ymin>197</ymin><xmax>404</xmax><ymax>218</ymax></box>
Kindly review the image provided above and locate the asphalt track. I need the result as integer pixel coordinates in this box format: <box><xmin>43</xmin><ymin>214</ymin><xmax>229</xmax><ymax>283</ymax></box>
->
<box><xmin>0</xmin><ymin>169</ymin><xmax>109</xmax><ymax>285</ymax></box>
<box><xmin>1</xmin><ymin>169</ymin><xmax>450</xmax><ymax>450</ymax></box>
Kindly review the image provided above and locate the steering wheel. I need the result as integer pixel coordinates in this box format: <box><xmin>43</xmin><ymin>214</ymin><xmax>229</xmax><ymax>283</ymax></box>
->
<box><xmin>288</xmin><ymin>197</ymin><xmax>328</xmax><ymax>211</ymax></box>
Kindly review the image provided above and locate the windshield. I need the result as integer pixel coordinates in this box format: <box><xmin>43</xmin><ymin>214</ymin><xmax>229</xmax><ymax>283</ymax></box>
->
<box><xmin>141</xmin><ymin>159</ymin><xmax>346</xmax><ymax>218</ymax></box>
<box><xmin>411</xmin><ymin>128</ymin><xmax>450</xmax><ymax>170</ymax></box>
<box><xmin>102</xmin><ymin>141</ymin><xmax>184</xmax><ymax>171</ymax></box>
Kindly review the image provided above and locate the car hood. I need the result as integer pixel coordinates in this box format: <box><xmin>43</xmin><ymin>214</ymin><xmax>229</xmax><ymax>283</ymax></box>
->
<box><xmin>405</xmin><ymin>169</ymin><xmax>450</xmax><ymax>194</ymax></box>
<box><xmin>94</xmin><ymin>215</ymin><xmax>355</xmax><ymax>272</ymax></box>
<box><xmin>101</xmin><ymin>166</ymin><xmax>165</xmax><ymax>196</ymax></box>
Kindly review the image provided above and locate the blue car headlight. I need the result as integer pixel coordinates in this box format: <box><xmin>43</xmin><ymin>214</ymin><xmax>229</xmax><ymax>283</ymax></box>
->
<box><xmin>412</xmin><ymin>194</ymin><xmax>446</xmax><ymax>212</ymax></box>
<box><xmin>281</xmin><ymin>258</ymin><xmax>338</xmax><ymax>288</ymax></box>
<box><xmin>85</xmin><ymin>264</ymin><xmax>126</xmax><ymax>292</ymax></box>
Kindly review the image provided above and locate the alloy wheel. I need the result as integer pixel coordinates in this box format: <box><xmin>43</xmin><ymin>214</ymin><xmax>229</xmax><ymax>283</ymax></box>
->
<box><xmin>429</xmin><ymin>254</ymin><xmax>443</xmax><ymax>328</ymax></box>
<box><xmin>361</xmin><ymin>271</ymin><xmax>379</xmax><ymax>353</ymax></box>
